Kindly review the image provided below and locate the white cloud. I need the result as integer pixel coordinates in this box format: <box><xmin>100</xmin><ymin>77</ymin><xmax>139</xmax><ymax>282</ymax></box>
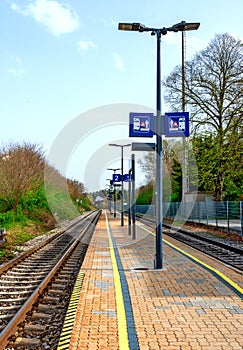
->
<box><xmin>78</xmin><ymin>40</ymin><xmax>98</xmax><ymax>52</ymax></box>
<box><xmin>8</xmin><ymin>57</ymin><xmax>24</xmax><ymax>77</ymax></box>
<box><xmin>113</xmin><ymin>52</ymin><xmax>124</xmax><ymax>71</ymax></box>
<box><xmin>11</xmin><ymin>0</ymin><xmax>79</xmax><ymax>36</ymax></box>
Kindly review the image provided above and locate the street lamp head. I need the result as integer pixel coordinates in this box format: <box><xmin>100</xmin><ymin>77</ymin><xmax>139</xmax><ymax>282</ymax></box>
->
<box><xmin>109</xmin><ymin>143</ymin><xmax>131</xmax><ymax>148</ymax></box>
<box><xmin>118</xmin><ymin>22</ymin><xmax>145</xmax><ymax>32</ymax></box>
<box><xmin>119</xmin><ymin>21</ymin><xmax>200</xmax><ymax>35</ymax></box>
<box><xmin>170</xmin><ymin>21</ymin><xmax>200</xmax><ymax>32</ymax></box>
<box><xmin>107</xmin><ymin>168</ymin><xmax>121</xmax><ymax>172</ymax></box>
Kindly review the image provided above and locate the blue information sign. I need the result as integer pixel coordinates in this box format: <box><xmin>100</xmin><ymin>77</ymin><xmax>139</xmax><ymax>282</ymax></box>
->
<box><xmin>123</xmin><ymin>174</ymin><xmax>133</xmax><ymax>182</ymax></box>
<box><xmin>112</xmin><ymin>174</ymin><xmax>121</xmax><ymax>182</ymax></box>
<box><xmin>165</xmin><ymin>112</ymin><xmax>190</xmax><ymax>137</ymax></box>
<box><xmin>129</xmin><ymin>112</ymin><xmax>154</xmax><ymax>138</ymax></box>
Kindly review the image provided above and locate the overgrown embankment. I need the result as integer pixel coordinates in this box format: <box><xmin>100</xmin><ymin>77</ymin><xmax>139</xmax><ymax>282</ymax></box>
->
<box><xmin>0</xmin><ymin>142</ymin><xmax>93</xmax><ymax>263</ymax></box>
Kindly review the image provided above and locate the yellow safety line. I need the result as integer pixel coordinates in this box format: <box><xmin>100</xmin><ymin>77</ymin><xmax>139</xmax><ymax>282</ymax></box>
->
<box><xmin>57</xmin><ymin>271</ymin><xmax>85</xmax><ymax>350</ymax></box>
<box><xmin>138</xmin><ymin>221</ymin><xmax>243</xmax><ymax>296</ymax></box>
<box><xmin>164</xmin><ymin>238</ymin><xmax>243</xmax><ymax>296</ymax></box>
<box><xmin>105</xmin><ymin>211</ymin><xmax>130</xmax><ymax>350</ymax></box>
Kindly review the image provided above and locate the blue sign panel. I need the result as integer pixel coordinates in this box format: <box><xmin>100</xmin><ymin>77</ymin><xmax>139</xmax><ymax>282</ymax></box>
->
<box><xmin>165</xmin><ymin>112</ymin><xmax>190</xmax><ymax>137</ymax></box>
<box><xmin>129</xmin><ymin>112</ymin><xmax>154</xmax><ymax>137</ymax></box>
<box><xmin>112</xmin><ymin>174</ymin><xmax>121</xmax><ymax>182</ymax></box>
<box><xmin>123</xmin><ymin>174</ymin><xmax>133</xmax><ymax>182</ymax></box>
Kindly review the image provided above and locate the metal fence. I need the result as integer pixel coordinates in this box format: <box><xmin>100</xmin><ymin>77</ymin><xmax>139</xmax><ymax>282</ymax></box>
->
<box><xmin>135</xmin><ymin>201</ymin><xmax>243</xmax><ymax>236</ymax></box>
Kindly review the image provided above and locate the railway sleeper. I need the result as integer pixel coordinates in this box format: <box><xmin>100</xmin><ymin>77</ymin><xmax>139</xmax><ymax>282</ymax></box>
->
<box><xmin>0</xmin><ymin>275</ymin><xmax>44</xmax><ymax>280</ymax></box>
<box><xmin>0</xmin><ymin>279</ymin><xmax>39</xmax><ymax>285</ymax></box>
<box><xmin>54</xmin><ymin>278</ymin><xmax>73</xmax><ymax>284</ymax></box>
<box><xmin>0</xmin><ymin>284</ymin><xmax>36</xmax><ymax>290</ymax></box>
<box><xmin>0</xmin><ymin>290</ymin><xmax>32</xmax><ymax>295</ymax></box>
<box><xmin>11</xmin><ymin>268</ymin><xmax>50</xmax><ymax>274</ymax></box>
<box><xmin>0</xmin><ymin>313</ymin><xmax>16</xmax><ymax>320</ymax></box>
<box><xmin>37</xmin><ymin>304</ymin><xmax>57</xmax><ymax>313</ymax></box>
<box><xmin>18</xmin><ymin>262</ymin><xmax>53</xmax><ymax>266</ymax></box>
<box><xmin>60</xmin><ymin>266</ymin><xmax>78</xmax><ymax>271</ymax></box>
<box><xmin>25</xmin><ymin>259</ymin><xmax>58</xmax><ymax>264</ymax></box>
<box><xmin>6</xmin><ymin>273</ymin><xmax>48</xmax><ymax>279</ymax></box>
<box><xmin>31</xmin><ymin>311</ymin><xmax>52</xmax><ymax>320</ymax></box>
<box><xmin>25</xmin><ymin>323</ymin><xmax>47</xmax><ymax>332</ymax></box>
<box><xmin>11</xmin><ymin>336</ymin><xmax>41</xmax><ymax>348</ymax></box>
<box><xmin>55</xmin><ymin>274</ymin><xmax>74</xmax><ymax>279</ymax></box>
<box><xmin>0</xmin><ymin>296</ymin><xmax>28</xmax><ymax>303</ymax></box>
<box><xmin>64</xmin><ymin>262</ymin><xmax>79</xmax><ymax>267</ymax></box>
<box><xmin>47</xmin><ymin>288</ymin><xmax>66</xmax><ymax>295</ymax></box>
<box><xmin>0</xmin><ymin>305</ymin><xmax>20</xmax><ymax>311</ymax></box>
<box><xmin>42</xmin><ymin>296</ymin><xmax>60</xmax><ymax>303</ymax></box>
<box><xmin>51</xmin><ymin>283</ymin><xmax>67</xmax><ymax>289</ymax></box>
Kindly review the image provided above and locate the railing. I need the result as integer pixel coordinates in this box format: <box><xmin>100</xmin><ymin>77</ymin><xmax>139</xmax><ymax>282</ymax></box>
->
<box><xmin>135</xmin><ymin>201</ymin><xmax>243</xmax><ymax>236</ymax></box>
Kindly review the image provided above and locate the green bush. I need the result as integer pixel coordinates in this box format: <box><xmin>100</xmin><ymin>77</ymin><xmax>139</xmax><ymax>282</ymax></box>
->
<box><xmin>0</xmin><ymin>210</ymin><xmax>16</xmax><ymax>226</ymax></box>
<box><xmin>136</xmin><ymin>183</ymin><xmax>154</xmax><ymax>205</ymax></box>
<box><xmin>0</xmin><ymin>207</ymin><xmax>28</xmax><ymax>228</ymax></box>
<box><xmin>80</xmin><ymin>198</ymin><xmax>92</xmax><ymax>211</ymax></box>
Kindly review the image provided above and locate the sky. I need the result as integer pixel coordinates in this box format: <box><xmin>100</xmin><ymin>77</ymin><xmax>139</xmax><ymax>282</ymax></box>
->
<box><xmin>1</xmin><ymin>0</ymin><xmax>243</xmax><ymax>192</ymax></box>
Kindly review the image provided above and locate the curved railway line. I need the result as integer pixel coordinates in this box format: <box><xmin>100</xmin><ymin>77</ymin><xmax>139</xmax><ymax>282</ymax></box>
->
<box><xmin>0</xmin><ymin>210</ymin><xmax>101</xmax><ymax>350</ymax></box>
<box><xmin>136</xmin><ymin>214</ymin><xmax>243</xmax><ymax>273</ymax></box>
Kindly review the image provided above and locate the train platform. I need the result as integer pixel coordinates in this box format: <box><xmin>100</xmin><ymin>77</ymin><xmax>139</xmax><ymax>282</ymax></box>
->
<box><xmin>58</xmin><ymin>211</ymin><xmax>243</xmax><ymax>350</ymax></box>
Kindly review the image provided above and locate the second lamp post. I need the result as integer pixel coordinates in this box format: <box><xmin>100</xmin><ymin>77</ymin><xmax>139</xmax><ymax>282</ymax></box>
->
<box><xmin>109</xmin><ymin>143</ymin><xmax>131</xmax><ymax>226</ymax></box>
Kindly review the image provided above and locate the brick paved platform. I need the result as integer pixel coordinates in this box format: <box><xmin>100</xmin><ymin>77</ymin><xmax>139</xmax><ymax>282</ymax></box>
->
<box><xmin>65</xmin><ymin>211</ymin><xmax>243</xmax><ymax>350</ymax></box>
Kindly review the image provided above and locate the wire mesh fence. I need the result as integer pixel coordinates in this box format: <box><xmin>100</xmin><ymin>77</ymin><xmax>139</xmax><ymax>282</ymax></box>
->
<box><xmin>135</xmin><ymin>201</ymin><xmax>243</xmax><ymax>236</ymax></box>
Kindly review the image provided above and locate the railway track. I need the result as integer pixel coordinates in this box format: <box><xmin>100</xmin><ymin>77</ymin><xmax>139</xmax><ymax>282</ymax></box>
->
<box><xmin>0</xmin><ymin>210</ymin><xmax>101</xmax><ymax>350</ymax></box>
<box><xmin>136</xmin><ymin>215</ymin><xmax>243</xmax><ymax>272</ymax></box>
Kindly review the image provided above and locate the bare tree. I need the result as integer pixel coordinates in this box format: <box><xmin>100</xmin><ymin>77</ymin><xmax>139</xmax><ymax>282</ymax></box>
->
<box><xmin>164</xmin><ymin>33</ymin><xmax>243</xmax><ymax>200</ymax></box>
<box><xmin>164</xmin><ymin>33</ymin><xmax>243</xmax><ymax>133</ymax></box>
<box><xmin>67</xmin><ymin>179</ymin><xmax>85</xmax><ymax>200</ymax></box>
<box><xmin>0</xmin><ymin>142</ymin><xmax>45</xmax><ymax>210</ymax></box>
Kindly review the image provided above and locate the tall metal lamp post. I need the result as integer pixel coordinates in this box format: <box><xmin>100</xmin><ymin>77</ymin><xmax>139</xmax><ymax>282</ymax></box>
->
<box><xmin>118</xmin><ymin>21</ymin><xmax>200</xmax><ymax>269</ymax></box>
<box><xmin>181</xmin><ymin>23</ymin><xmax>200</xmax><ymax>200</ymax></box>
<box><xmin>107</xmin><ymin>168</ymin><xmax>121</xmax><ymax>218</ymax></box>
<box><xmin>109</xmin><ymin>143</ymin><xmax>131</xmax><ymax>226</ymax></box>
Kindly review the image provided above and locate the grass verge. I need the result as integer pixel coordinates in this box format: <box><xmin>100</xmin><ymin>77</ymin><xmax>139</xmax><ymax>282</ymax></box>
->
<box><xmin>0</xmin><ymin>219</ymin><xmax>52</xmax><ymax>264</ymax></box>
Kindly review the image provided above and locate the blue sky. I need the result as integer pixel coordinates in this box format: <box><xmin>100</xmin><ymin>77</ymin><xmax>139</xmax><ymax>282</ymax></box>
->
<box><xmin>1</xmin><ymin>0</ymin><xmax>243</xmax><ymax>191</ymax></box>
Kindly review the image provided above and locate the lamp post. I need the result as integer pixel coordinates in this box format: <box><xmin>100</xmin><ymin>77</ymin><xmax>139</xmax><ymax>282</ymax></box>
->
<box><xmin>181</xmin><ymin>24</ymin><xmax>200</xmax><ymax>200</ymax></box>
<box><xmin>106</xmin><ymin>179</ymin><xmax>113</xmax><ymax>213</ymax></box>
<box><xmin>109</xmin><ymin>143</ymin><xmax>131</xmax><ymax>226</ymax></box>
<box><xmin>118</xmin><ymin>20</ymin><xmax>200</xmax><ymax>269</ymax></box>
<box><xmin>107</xmin><ymin>168</ymin><xmax>121</xmax><ymax>218</ymax></box>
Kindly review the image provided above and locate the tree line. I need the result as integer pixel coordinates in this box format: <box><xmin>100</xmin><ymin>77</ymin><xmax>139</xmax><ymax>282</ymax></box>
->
<box><xmin>0</xmin><ymin>142</ymin><xmax>92</xmax><ymax>227</ymax></box>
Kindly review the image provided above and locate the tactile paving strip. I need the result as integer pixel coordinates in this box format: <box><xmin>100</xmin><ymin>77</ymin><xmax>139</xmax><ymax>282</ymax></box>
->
<box><xmin>57</xmin><ymin>272</ymin><xmax>85</xmax><ymax>350</ymax></box>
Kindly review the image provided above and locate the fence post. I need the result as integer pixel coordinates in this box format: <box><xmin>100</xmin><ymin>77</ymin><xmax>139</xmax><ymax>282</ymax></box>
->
<box><xmin>227</xmin><ymin>201</ymin><xmax>229</xmax><ymax>233</ymax></box>
<box><xmin>215</xmin><ymin>202</ymin><xmax>218</xmax><ymax>228</ymax></box>
<box><xmin>198</xmin><ymin>201</ymin><xmax>201</xmax><ymax>224</ymax></box>
<box><xmin>240</xmin><ymin>201</ymin><xmax>243</xmax><ymax>237</ymax></box>
<box><xmin>205</xmin><ymin>201</ymin><xmax>208</xmax><ymax>226</ymax></box>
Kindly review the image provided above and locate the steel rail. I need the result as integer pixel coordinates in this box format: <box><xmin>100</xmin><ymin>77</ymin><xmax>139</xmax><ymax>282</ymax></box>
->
<box><xmin>136</xmin><ymin>214</ymin><xmax>243</xmax><ymax>272</ymax></box>
<box><xmin>0</xmin><ymin>210</ymin><xmax>101</xmax><ymax>350</ymax></box>
<box><xmin>0</xmin><ymin>211</ymin><xmax>96</xmax><ymax>274</ymax></box>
